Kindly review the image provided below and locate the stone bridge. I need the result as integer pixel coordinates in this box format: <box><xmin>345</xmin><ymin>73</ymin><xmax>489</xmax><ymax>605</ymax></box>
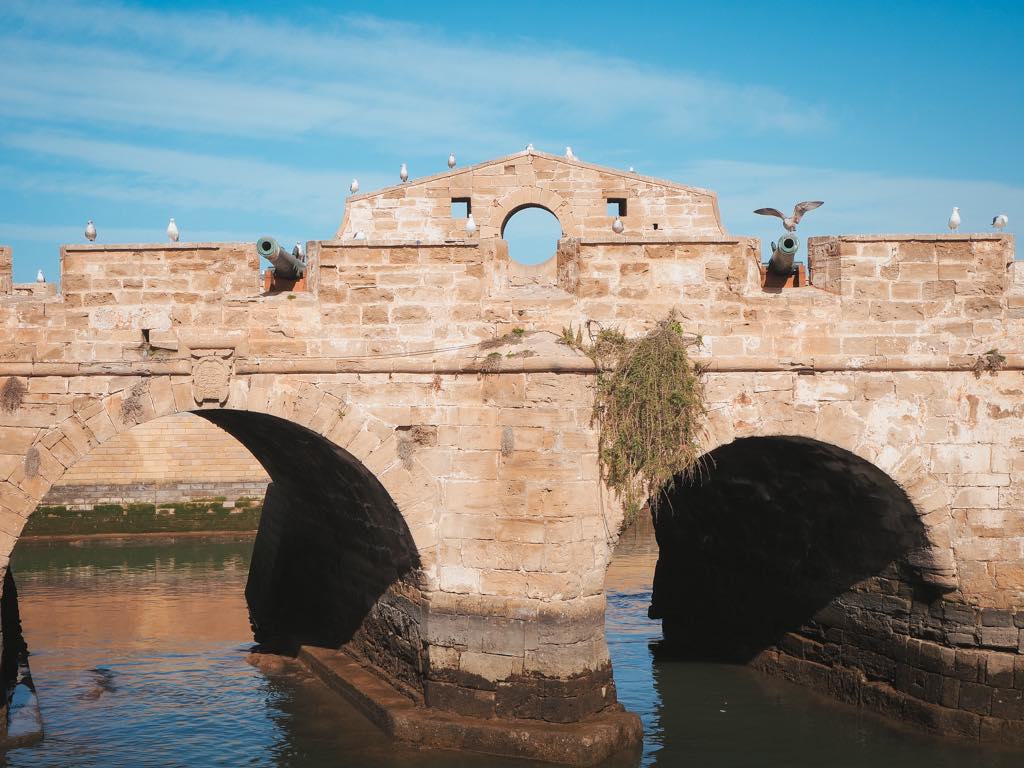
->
<box><xmin>1</xmin><ymin>149</ymin><xmax>1023</xmax><ymax>763</ymax></box>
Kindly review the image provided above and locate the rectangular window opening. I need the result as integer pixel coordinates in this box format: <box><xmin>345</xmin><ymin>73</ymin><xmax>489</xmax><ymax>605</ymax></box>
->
<box><xmin>652</xmin><ymin>223</ymin><xmax>659</xmax><ymax>230</ymax></box>
<box><xmin>451</xmin><ymin>197</ymin><xmax>472</xmax><ymax>218</ymax></box>
<box><xmin>607</xmin><ymin>198</ymin><xmax>627</xmax><ymax>217</ymax></box>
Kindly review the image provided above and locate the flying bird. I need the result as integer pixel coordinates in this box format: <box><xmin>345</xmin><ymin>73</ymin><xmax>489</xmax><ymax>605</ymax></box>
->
<box><xmin>448</xmin><ymin>153</ymin><xmax>456</xmax><ymax>169</ymax></box>
<box><xmin>993</xmin><ymin>214</ymin><xmax>1008</xmax><ymax>231</ymax></box>
<box><xmin>565</xmin><ymin>146</ymin><xmax>575</xmax><ymax>160</ymax></box>
<box><xmin>350</xmin><ymin>178</ymin><xmax>359</xmax><ymax>194</ymax></box>
<box><xmin>612</xmin><ymin>217</ymin><xmax>624</xmax><ymax>234</ymax></box>
<box><xmin>85</xmin><ymin>220</ymin><xmax>96</xmax><ymax>242</ymax></box>
<box><xmin>399</xmin><ymin>163</ymin><xmax>409</xmax><ymax>183</ymax></box>
<box><xmin>166</xmin><ymin>218</ymin><xmax>179</xmax><ymax>242</ymax></box>
<box><xmin>36</xmin><ymin>269</ymin><xmax>45</xmax><ymax>283</ymax></box>
<box><xmin>948</xmin><ymin>207</ymin><xmax>960</xmax><ymax>233</ymax></box>
<box><xmin>753</xmin><ymin>201</ymin><xmax>824</xmax><ymax>232</ymax></box>
<box><xmin>465</xmin><ymin>213</ymin><xmax>477</xmax><ymax>235</ymax></box>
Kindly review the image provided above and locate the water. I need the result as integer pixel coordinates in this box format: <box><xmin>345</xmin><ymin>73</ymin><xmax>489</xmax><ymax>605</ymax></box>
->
<box><xmin>6</xmin><ymin>530</ymin><xmax>1023</xmax><ymax>767</ymax></box>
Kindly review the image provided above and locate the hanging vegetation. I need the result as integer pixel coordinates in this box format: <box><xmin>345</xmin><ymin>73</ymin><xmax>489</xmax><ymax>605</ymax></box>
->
<box><xmin>563</xmin><ymin>315</ymin><xmax>708</xmax><ymax>526</ymax></box>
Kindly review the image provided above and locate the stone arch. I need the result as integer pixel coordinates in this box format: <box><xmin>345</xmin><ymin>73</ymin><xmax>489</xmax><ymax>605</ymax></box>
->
<box><xmin>692</xmin><ymin>400</ymin><xmax>958</xmax><ymax>590</ymax></box>
<box><xmin>0</xmin><ymin>374</ymin><xmax>442</xmax><ymax>582</ymax></box>
<box><xmin>483</xmin><ymin>187</ymin><xmax>578</xmax><ymax>240</ymax></box>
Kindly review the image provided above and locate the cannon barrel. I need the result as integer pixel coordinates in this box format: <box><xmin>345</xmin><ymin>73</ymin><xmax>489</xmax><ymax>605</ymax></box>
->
<box><xmin>768</xmin><ymin>233</ymin><xmax>800</xmax><ymax>276</ymax></box>
<box><xmin>256</xmin><ymin>236</ymin><xmax>305</xmax><ymax>279</ymax></box>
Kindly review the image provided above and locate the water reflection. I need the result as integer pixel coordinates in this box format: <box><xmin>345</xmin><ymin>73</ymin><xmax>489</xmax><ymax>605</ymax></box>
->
<box><xmin>5</xmin><ymin>529</ymin><xmax>1024</xmax><ymax>767</ymax></box>
<box><xmin>606</xmin><ymin>518</ymin><xmax>1024</xmax><ymax>768</ymax></box>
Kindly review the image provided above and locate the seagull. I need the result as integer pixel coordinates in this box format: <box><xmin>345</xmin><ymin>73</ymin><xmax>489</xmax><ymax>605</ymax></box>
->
<box><xmin>565</xmin><ymin>146</ymin><xmax>575</xmax><ymax>160</ymax></box>
<box><xmin>993</xmin><ymin>214</ymin><xmax>1008</xmax><ymax>231</ymax></box>
<box><xmin>753</xmin><ymin>201</ymin><xmax>824</xmax><ymax>232</ymax></box>
<box><xmin>84</xmin><ymin>220</ymin><xmax>96</xmax><ymax>242</ymax></box>
<box><xmin>628</xmin><ymin>166</ymin><xmax>636</xmax><ymax>174</ymax></box>
<box><xmin>525</xmin><ymin>143</ymin><xmax>534</xmax><ymax>152</ymax></box>
<box><xmin>465</xmin><ymin>213</ymin><xmax>477</xmax><ymax>235</ymax></box>
<box><xmin>354</xmin><ymin>230</ymin><xmax>366</xmax><ymax>241</ymax></box>
<box><xmin>612</xmin><ymin>217</ymin><xmax>624</xmax><ymax>234</ymax></box>
<box><xmin>948</xmin><ymin>207</ymin><xmax>960</xmax><ymax>233</ymax></box>
<box><xmin>166</xmin><ymin>218</ymin><xmax>179</xmax><ymax>242</ymax></box>
<box><xmin>350</xmin><ymin>178</ymin><xmax>359</xmax><ymax>194</ymax></box>
<box><xmin>36</xmin><ymin>269</ymin><xmax>45</xmax><ymax>283</ymax></box>
<box><xmin>400</xmin><ymin>163</ymin><xmax>409</xmax><ymax>183</ymax></box>
<box><xmin>292</xmin><ymin>242</ymin><xmax>303</xmax><ymax>260</ymax></box>
<box><xmin>448</xmin><ymin>153</ymin><xmax>456</xmax><ymax>169</ymax></box>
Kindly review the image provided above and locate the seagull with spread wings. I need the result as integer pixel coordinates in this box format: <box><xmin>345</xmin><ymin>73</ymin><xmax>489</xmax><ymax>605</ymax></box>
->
<box><xmin>754</xmin><ymin>201</ymin><xmax>824</xmax><ymax>231</ymax></box>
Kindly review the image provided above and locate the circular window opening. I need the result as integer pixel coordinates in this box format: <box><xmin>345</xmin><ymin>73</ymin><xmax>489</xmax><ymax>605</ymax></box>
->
<box><xmin>502</xmin><ymin>206</ymin><xmax>563</xmax><ymax>265</ymax></box>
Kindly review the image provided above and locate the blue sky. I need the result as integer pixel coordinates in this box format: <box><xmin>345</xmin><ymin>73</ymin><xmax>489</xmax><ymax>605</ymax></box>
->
<box><xmin>1</xmin><ymin>0</ymin><xmax>1021</xmax><ymax>280</ymax></box>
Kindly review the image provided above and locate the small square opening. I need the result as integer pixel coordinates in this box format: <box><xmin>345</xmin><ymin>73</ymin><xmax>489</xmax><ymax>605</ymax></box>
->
<box><xmin>451</xmin><ymin>197</ymin><xmax>472</xmax><ymax>218</ymax></box>
<box><xmin>607</xmin><ymin>198</ymin><xmax>627</xmax><ymax>217</ymax></box>
<box><xmin>652</xmin><ymin>223</ymin><xmax>659</xmax><ymax>230</ymax></box>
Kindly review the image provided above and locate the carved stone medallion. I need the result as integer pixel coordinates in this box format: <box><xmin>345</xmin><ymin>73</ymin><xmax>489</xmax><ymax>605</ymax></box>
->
<box><xmin>191</xmin><ymin>349</ymin><xmax>233</xmax><ymax>405</ymax></box>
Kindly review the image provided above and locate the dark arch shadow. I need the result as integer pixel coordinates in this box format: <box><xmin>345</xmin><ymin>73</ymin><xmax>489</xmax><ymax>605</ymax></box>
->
<box><xmin>189</xmin><ymin>410</ymin><xmax>424</xmax><ymax>688</ymax></box>
<box><xmin>649</xmin><ymin>436</ymin><xmax>931</xmax><ymax>662</ymax></box>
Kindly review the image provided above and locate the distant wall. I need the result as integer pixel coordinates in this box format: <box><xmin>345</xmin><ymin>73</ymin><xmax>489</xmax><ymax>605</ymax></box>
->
<box><xmin>42</xmin><ymin>413</ymin><xmax>269</xmax><ymax>508</ymax></box>
<box><xmin>0</xmin><ymin>247</ymin><xmax>10</xmax><ymax>295</ymax></box>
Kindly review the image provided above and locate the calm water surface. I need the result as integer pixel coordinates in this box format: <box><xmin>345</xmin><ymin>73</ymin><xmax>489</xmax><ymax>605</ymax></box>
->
<box><xmin>6</xmin><ymin>529</ymin><xmax>1022</xmax><ymax>767</ymax></box>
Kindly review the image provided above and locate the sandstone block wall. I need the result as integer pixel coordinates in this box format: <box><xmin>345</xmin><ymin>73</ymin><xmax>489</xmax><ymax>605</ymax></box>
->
<box><xmin>0</xmin><ymin>248</ymin><xmax>10</xmax><ymax>296</ymax></box>
<box><xmin>42</xmin><ymin>413</ymin><xmax>269</xmax><ymax>508</ymax></box>
<box><xmin>0</xmin><ymin>154</ymin><xmax>1021</xmax><ymax>738</ymax></box>
<box><xmin>339</xmin><ymin>150</ymin><xmax>724</xmax><ymax>243</ymax></box>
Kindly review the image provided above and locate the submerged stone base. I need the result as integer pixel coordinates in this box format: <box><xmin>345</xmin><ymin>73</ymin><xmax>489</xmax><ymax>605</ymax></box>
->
<box><xmin>298</xmin><ymin>646</ymin><xmax>643</xmax><ymax>766</ymax></box>
<box><xmin>752</xmin><ymin>643</ymin><xmax>1024</xmax><ymax>748</ymax></box>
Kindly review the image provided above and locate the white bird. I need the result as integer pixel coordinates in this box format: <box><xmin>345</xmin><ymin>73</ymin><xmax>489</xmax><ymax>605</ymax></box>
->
<box><xmin>84</xmin><ymin>220</ymin><xmax>96</xmax><ymax>242</ymax></box>
<box><xmin>448</xmin><ymin>153</ymin><xmax>456</xmax><ymax>169</ymax></box>
<box><xmin>993</xmin><ymin>214</ymin><xmax>1009</xmax><ymax>231</ymax></box>
<box><xmin>948</xmin><ymin>207</ymin><xmax>961</xmax><ymax>233</ymax></box>
<box><xmin>612</xmin><ymin>217</ymin><xmax>624</xmax><ymax>234</ymax></box>
<box><xmin>354</xmin><ymin>230</ymin><xmax>366</xmax><ymax>241</ymax></box>
<box><xmin>292</xmin><ymin>242</ymin><xmax>303</xmax><ymax>260</ymax></box>
<box><xmin>166</xmin><ymin>218</ymin><xmax>179</xmax><ymax>242</ymax></box>
<box><xmin>400</xmin><ymin>163</ymin><xmax>409</xmax><ymax>183</ymax></box>
<box><xmin>565</xmin><ymin>146</ymin><xmax>575</xmax><ymax>160</ymax></box>
<box><xmin>465</xmin><ymin>213</ymin><xmax>477</xmax><ymax>235</ymax></box>
<box><xmin>628</xmin><ymin>166</ymin><xmax>636</xmax><ymax>174</ymax></box>
<box><xmin>350</xmin><ymin>178</ymin><xmax>359</xmax><ymax>194</ymax></box>
<box><xmin>525</xmin><ymin>143</ymin><xmax>534</xmax><ymax>152</ymax></box>
<box><xmin>36</xmin><ymin>269</ymin><xmax>45</xmax><ymax>283</ymax></box>
<box><xmin>753</xmin><ymin>201</ymin><xmax>824</xmax><ymax>232</ymax></box>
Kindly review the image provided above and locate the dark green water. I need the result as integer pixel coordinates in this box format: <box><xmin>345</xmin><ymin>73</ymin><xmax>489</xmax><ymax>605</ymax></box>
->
<box><xmin>5</xmin><ymin>530</ymin><xmax>1022</xmax><ymax>767</ymax></box>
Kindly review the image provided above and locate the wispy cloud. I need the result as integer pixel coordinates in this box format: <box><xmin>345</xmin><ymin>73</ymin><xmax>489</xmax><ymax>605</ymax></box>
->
<box><xmin>0</xmin><ymin>0</ymin><xmax>828</xmax><ymax>148</ymax></box>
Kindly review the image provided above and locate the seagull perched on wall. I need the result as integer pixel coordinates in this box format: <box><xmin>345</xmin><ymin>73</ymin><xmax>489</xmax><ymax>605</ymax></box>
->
<box><xmin>448</xmin><ymin>153</ymin><xmax>457</xmax><ymax>169</ymax></box>
<box><xmin>525</xmin><ymin>143</ymin><xmax>534</xmax><ymax>152</ymax></box>
<box><xmin>565</xmin><ymin>146</ymin><xmax>575</xmax><ymax>160</ymax></box>
<box><xmin>465</xmin><ymin>213</ymin><xmax>477</xmax><ymax>235</ymax></box>
<box><xmin>36</xmin><ymin>269</ymin><xmax>45</xmax><ymax>283</ymax></box>
<box><xmin>350</xmin><ymin>178</ymin><xmax>359</xmax><ymax>194</ymax></box>
<box><xmin>400</xmin><ymin>163</ymin><xmax>409</xmax><ymax>183</ymax></box>
<box><xmin>166</xmin><ymin>218</ymin><xmax>179</xmax><ymax>242</ymax></box>
<box><xmin>993</xmin><ymin>214</ymin><xmax>1009</xmax><ymax>231</ymax></box>
<box><xmin>354</xmin><ymin>230</ymin><xmax>366</xmax><ymax>241</ymax></box>
<box><xmin>948</xmin><ymin>207</ymin><xmax>961</xmax><ymax>232</ymax></box>
<box><xmin>85</xmin><ymin>220</ymin><xmax>96</xmax><ymax>242</ymax></box>
<box><xmin>612</xmin><ymin>217</ymin><xmax>624</xmax><ymax>234</ymax></box>
<box><xmin>292</xmin><ymin>242</ymin><xmax>303</xmax><ymax>260</ymax></box>
<box><xmin>753</xmin><ymin>201</ymin><xmax>824</xmax><ymax>232</ymax></box>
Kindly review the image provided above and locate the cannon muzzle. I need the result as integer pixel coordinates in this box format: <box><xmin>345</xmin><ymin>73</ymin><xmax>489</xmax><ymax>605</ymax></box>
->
<box><xmin>768</xmin><ymin>233</ymin><xmax>800</xmax><ymax>276</ymax></box>
<box><xmin>257</xmin><ymin>236</ymin><xmax>305</xmax><ymax>279</ymax></box>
